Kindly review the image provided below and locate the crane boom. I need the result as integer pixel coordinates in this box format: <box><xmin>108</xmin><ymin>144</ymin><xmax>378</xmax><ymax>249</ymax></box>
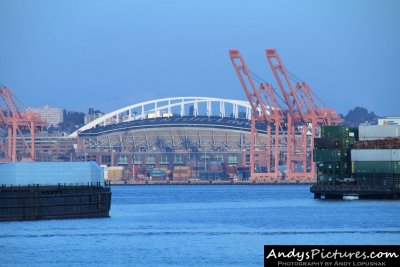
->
<box><xmin>229</xmin><ymin>50</ymin><xmax>270</xmax><ymax>121</ymax></box>
<box><xmin>265</xmin><ymin>49</ymin><xmax>305</xmax><ymax>120</ymax></box>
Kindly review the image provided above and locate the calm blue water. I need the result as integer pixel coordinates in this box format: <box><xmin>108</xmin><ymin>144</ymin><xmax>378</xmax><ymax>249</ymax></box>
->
<box><xmin>1</xmin><ymin>185</ymin><xmax>399</xmax><ymax>266</ymax></box>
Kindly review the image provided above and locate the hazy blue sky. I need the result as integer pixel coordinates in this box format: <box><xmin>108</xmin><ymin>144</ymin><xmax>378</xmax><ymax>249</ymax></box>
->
<box><xmin>1</xmin><ymin>0</ymin><xmax>399</xmax><ymax>116</ymax></box>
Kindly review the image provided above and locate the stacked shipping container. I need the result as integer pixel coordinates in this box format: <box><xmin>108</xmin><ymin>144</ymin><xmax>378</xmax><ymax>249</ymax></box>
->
<box><xmin>351</xmin><ymin>147</ymin><xmax>400</xmax><ymax>186</ymax></box>
<box><xmin>352</xmin><ymin>126</ymin><xmax>400</xmax><ymax>177</ymax></box>
<box><xmin>105</xmin><ymin>166</ymin><xmax>124</xmax><ymax>181</ymax></box>
<box><xmin>358</xmin><ymin>125</ymin><xmax>400</xmax><ymax>140</ymax></box>
<box><xmin>173</xmin><ymin>166</ymin><xmax>191</xmax><ymax>181</ymax></box>
<box><xmin>312</xmin><ymin>125</ymin><xmax>400</xmax><ymax>198</ymax></box>
<box><xmin>351</xmin><ymin>148</ymin><xmax>400</xmax><ymax>187</ymax></box>
<box><xmin>313</xmin><ymin>126</ymin><xmax>357</xmax><ymax>183</ymax></box>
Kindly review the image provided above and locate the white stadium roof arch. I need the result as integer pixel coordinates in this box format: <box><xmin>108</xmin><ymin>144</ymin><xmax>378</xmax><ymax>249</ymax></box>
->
<box><xmin>70</xmin><ymin>97</ymin><xmax>254</xmax><ymax>137</ymax></box>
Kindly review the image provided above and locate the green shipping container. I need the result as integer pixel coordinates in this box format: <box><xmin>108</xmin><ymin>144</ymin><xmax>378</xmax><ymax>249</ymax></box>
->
<box><xmin>321</xmin><ymin>126</ymin><xmax>349</xmax><ymax>138</ymax></box>
<box><xmin>356</xmin><ymin>175</ymin><xmax>400</xmax><ymax>187</ymax></box>
<box><xmin>314</xmin><ymin>138</ymin><xmax>342</xmax><ymax>149</ymax></box>
<box><xmin>352</xmin><ymin>161</ymin><xmax>400</xmax><ymax>174</ymax></box>
<box><xmin>342</xmin><ymin>136</ymin><xmax>356</xmax><ymax>147</ymax></box>
<box><xmin>321</xmin><ymin>126</ymin><xmax>357</xmax><ymax>139</ymax></box>
<box><xmin>313</xmin><ymin>149</ymin><xmax>349</xmax><ymax>162</ymax></box>
<box><xmin>317</xmin><ymin>161</ymin><xmax>349</xmax><ymax>175</ymax></box>
<box><xmin>317</xmin><ymin>174</ymin><xmax>339</xmax><ymax>184</ymax></box>
<box><xmin>314</xmin><ymin>136</ymin><xmax>355</xmax><ymax>150</ymax></box>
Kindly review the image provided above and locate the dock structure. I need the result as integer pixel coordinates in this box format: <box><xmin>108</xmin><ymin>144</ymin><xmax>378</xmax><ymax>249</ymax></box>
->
<box><xmin>0</xmin><ymin>183</ymin><xmax>111</xmax><ymax>221</ymax></box>
<box><xmin>0</xmin><ymin>162</ymin><xmax>112</xmax><ymax>221</ymax></box>
<box><xmin>311</xmin><ymin>184</ymin><xmax>400</xmax><ymax>199</ymax></box>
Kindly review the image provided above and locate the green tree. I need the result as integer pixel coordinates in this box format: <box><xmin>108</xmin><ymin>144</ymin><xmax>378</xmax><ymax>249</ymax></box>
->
<box><xmin>58</xmin><ymin>110</ymin><xmax>85</xmax><ymax>133</ymax></box>
<box><xmin>344</xmin><ymin>107</ymin><xmax>379</xmax><ymax>125</ymax></box>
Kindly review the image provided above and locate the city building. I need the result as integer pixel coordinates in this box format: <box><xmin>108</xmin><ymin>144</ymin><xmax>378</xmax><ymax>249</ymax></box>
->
<box><xmin>84</xmin><ymin>108</ymin><xmax>104</xmax><ymax>124</ymax></box>
<box><xmin>29</xmin><ymin>105</ymin><xmax>64</xmax><ymax>126</ymax></box>
<box><xmin>15</xmin><ymin>132</ymin><xmax>76</xmax><ymax>162</ymax></box>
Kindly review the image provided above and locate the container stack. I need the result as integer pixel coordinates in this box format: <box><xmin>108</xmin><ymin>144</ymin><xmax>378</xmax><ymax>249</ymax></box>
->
<box><xmin>106</xmin><ymin>166</ymin><xmax>124</xmax><ymax>181</ymax></box>
<box><xmin>208</xmin><ymin>161</ymin><xmax>224</xmax><ymax>171</ymax></box>
<box><xmin>351</xmin><ymin>149</ymin><xmax>400</xmax><ymax>187</ymax></box>
<box><xmin>173</xmin><ymin>166</ymin><xmax>191</xmax><ymax>181</ymax></box>
<box><xmin>149</xmin><ymin>169</ymin><xmax>166</xmax><ymax>181</ymax></box>
<box><xmin>351</xmin><ymin>149</ymin><xmax>400</xmax><ymax>174</ymax></box>
<box><xmin>314</xmin><ymin>126</ymin><xmax>357</xmax><ymax>183</ymax></box>
<box><xmin>0</xmin><ymin>162</ymin><xmax>105</xmax><ymax>185</ymax></box>
<box><xmin>358</xmin><ymin>125</ymin><xmax>400</xmax><ymax>140</ymax></box>
<box><xmin>225</xmin><ymin>165</ymin><xmax>237</xmax><ymax>179</ymax></box>
<box><xmin>351</xmin><ymin>125</ymin><xmax>400</xmax><ymax>187</ymax></box>
<box><xmin>198</xmin><ymin>170</ymin><xmax>226</xmax><ymax>180</ymax></box>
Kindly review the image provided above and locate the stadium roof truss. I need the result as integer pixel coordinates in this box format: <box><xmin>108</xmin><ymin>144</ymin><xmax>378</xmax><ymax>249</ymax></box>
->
<box><xmin>70</xmin><ymin>97</ymin><xmax>253</xmax><ymax>137</ymax></box>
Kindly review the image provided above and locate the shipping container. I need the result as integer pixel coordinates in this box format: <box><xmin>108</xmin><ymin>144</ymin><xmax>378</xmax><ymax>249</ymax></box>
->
<box><xmin>321</xmin><ymin>126</ymin><xmax>357</xmax><ymax>138</ymax></box>
<box><xmin>378</xmin><ymin>118</ymin><xmax>400</xmax><ymax>126</ymax></box>
<box><xmin>351</xmin><ymin>149</ymin><xmax>400</xmax><ymax>161</ymax></box>
<box><xmin>314</xmin><ymin>137</ymin><xmax>355</xmax><ymax>149</ymax></box>
<box><xmin>237</xmin><ymin>167</ymin><xmax>250</xmax><ymax>181</ymax></box>
<box><xmin>208</xmin><ymin>161</ymin><xmax>224</xmax><ymax>167</ymax></box>
<box><xmin>107</xmin><ymin>166</ymin><xmax>124</xmax><ymax>171</ymax></box>
<box><xmin>173</xmin><ymin>166</ymin><xmax>190</xmax><ymax>170</ymax></box>
<box><xmin>314</xmin><ymin>138</ymin><xmax>342</xmax><ymax>149</ymax></box>
<box><xmin>150</xmin><ymin>176</ymin><xmax>165</xmax><ymax>181</ymax></box>
<box><xmin>172</xmin><ymin>176</ymin><xmax>189</xmax><ymax>181</ymax></box>
<box><xmin>355</xmin><ymin>173</ymin><xmax>400</xmax><ymax>187</ymax></box>
<box><xmin>317</xmin><ymin>174</ymin><xmax>338</xmax><ymax>184</ymax></box>
<box><xmin>317</xmin><ymin>161</ymin><xmax>349</xmax><ymax>174</ymax></box>
<box><xmin>353</xmin><ymin>138</ymin><xmax>400</xmax><ymax>149</ymax></box>
<box><xmin>0</xmin><ymin>162</ymin><xmax>104</xmax><ymax>186</ymax></box>
<box><xmin>313</xmin><ymin>149</ymin><xmax>349</xmax><ymax>162</ymax></box>
<box><xmin>352</xmin><ymin>161</ymin><xmax>400</xmax><ymax>174</ymax></box>
<box><xmin>106</xmin><ymin>165</ymin><xmax>124</xmax><ymax>181</ymax></box>
<box><xmin>359</xmin><ymin>125</ymin><xmax>400</xmax><ymax>140</ymax></box>
<box><xmin>198</xmin><ymin>170</ymin><xmax>226</xmax><ymax>180</ymax></box>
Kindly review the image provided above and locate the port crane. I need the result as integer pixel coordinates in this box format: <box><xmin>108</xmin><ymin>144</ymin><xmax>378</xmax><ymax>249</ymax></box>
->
<box><xmin>229</xmin><ymin>49</ymin><xmax>340</xmax><ymax>182</ymax></box>
<box><xmin>0</xmin><ymin>86</ymin><xmax>46</xmax><ymax>162</ymax></box>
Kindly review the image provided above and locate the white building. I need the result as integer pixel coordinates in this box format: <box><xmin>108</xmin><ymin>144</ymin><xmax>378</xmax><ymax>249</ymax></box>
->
<box><xmin>378</xmin><ymin>116</ymin><xmax>400</xmax><ymax>126</ymax></box>
<box><xmin>29</xmin><ymin>105</ymin><xmax>64</xmax><ymax>126</ymax></box>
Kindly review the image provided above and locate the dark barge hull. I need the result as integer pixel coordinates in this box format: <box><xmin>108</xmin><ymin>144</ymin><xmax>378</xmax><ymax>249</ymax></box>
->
<box><xmin>0</xmin><ymin>183</ymin><xmax>111</xmax><ymax>221</ymax></box>
<box><xmin>310</xmin><ymin>184</ymin><xmax>400</xmax><ymax>199</ymax></box>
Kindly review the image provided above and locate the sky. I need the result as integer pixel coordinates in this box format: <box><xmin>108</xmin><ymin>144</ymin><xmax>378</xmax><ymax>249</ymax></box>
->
<box><xmin>0</xmin><ymin>0</ymin><xmax>399</xmax><ymax>116</ymax></box>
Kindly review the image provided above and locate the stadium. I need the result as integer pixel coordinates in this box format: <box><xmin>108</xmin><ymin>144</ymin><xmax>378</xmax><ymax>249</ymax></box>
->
<box><xmin>73</xmin><ymin>97</ymin><xmax>276</xmax><ymax>182</ymax></box>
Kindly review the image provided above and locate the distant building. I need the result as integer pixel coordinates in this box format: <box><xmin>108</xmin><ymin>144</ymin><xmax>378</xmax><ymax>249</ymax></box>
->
<box><xmin>378</xmin><ymin>117</ymin><xmax>400</xmax><ymax>126</ymax></box>
<box><xmin>84</xmin><ymin>108</ymin><xmax>104</xmax><ymax>124</ymax></box>
<box><xmin>15</xmin><ymin>132</ymin><xmax>76</xmax><ymax>162</ymax></box>
<box><xmin>29</xmin><ymin>105</ymin><xmax>64</xmax><ymax>126</ymax></box>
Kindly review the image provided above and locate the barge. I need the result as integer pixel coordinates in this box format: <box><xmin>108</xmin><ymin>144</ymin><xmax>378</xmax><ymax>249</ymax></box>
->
<box><xmin>0</xmin><ymin>162</ymin><xmax>111</xmax><ymax>221</ymax></box>
<box><xmin>311</xmin><ymin>183</ymin><xmax>400</xmax><ymax>199</ymax></box>
<box><xmin>0</xmin><ymin>183</ymin><xmax>111</xmax><ymax>221</ymax></box>
<box><xmin>311</xmin><ymin>125</ymin><xmax>400</xmax><ymax>199</ymax></box>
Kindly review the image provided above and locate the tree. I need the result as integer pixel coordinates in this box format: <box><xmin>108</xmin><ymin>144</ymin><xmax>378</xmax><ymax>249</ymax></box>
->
<box><xmin>343</xmin><ymin>107</ymin><xmax>379</xmax><ymax>126</ymax></box>
<box><xmin>58</xmin><ymin>110</ymin><xmax>85</xmax><ymax>133</ymax></box>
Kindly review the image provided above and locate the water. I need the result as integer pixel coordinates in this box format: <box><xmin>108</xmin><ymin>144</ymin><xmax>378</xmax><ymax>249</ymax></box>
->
<box><xmin>1</xmin><ymin>185</ymin><xmax>399</xmax><ymax>266</ymax></box>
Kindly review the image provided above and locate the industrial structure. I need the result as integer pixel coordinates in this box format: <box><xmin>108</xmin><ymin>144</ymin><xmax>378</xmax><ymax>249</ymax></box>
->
<box><xmin>229</xmin><ymin>49</ymin><xmax>340</xmax><ymax>182</ymax></box>
<box><xmin>70</xmin><ymin>49</ymin><xmax>342</xmax><ymax>183</ymax></box>
<box><xmin>0</xmin><ymin>86</ymin><xmax>46</xmax><ymax>162</ymax></box>
<box><xmin>1</xmin><ymin>49</ymin><xmax>342</xmax><ymax>183</ymax></box>
<box><xmin>311</xmin><ymin>125</ymin><xmax>400</xmax><ymax>199</ymax></box>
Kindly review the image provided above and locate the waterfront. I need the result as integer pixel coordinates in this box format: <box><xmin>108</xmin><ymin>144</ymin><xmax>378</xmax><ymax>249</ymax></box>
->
<box><xmin>1</xmin><ymin>185</ymin><xmax>399</xmax><ymax>266</ymax></box>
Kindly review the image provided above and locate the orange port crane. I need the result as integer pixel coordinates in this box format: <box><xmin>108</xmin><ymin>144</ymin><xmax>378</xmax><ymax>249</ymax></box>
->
<box><xmin>229</xmin><ymin>50</ymin><xmax>284</xmax><ymax>180</ymax></box>
<box><xmin>0</xmin><ymin>86</ymin><xmax>46</xmax><ymax>162</ymax></box>
<box><xmin>229</xmin><ymin>49</ymin><xmax>340</xmax><ymax>182</ymax></box>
